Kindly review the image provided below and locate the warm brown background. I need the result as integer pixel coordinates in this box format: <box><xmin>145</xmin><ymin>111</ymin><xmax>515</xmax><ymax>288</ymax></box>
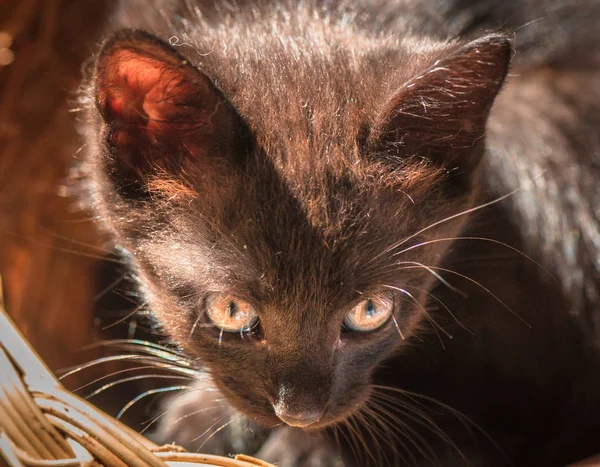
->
<box><xmin>0</xmin><ymin>0</ymin><xmax>114</xmax><ymax>381</ymax></box>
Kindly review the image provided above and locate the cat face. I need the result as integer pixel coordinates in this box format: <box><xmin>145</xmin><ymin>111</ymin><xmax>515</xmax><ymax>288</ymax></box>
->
<box><xmin>87</xmin><ymin>29</ymin><xmax>510</xmax><ymax>428</ymax></box>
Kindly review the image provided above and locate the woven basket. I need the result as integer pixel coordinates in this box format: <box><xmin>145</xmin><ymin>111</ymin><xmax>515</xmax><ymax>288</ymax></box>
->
<box><xmin>0</xmin><ymin>278</ymin><xmax>274</xmax><ymax>467</ymax></box>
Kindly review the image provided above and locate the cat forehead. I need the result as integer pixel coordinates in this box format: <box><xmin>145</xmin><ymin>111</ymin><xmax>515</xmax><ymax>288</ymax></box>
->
<box><xmin>174</xmin><ymin>21</ymin><xmax>446</xmax><ymax>153</ymax></box>
<box><xmin>137</xmin><ymin>165</ymin><xmax>426</xmax><ymax>297</ymax></box>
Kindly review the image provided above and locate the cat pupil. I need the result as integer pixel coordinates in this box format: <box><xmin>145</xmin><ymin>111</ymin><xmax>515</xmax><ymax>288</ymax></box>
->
<box><xmin>227</xmin><ymin>301</ymin><xmax>237</xmax><ymax>317</ymax></box>
<box><xmin>365</xmin><ymin>300</ymin><xmax>376</xmax><ymax>319</ymax></box>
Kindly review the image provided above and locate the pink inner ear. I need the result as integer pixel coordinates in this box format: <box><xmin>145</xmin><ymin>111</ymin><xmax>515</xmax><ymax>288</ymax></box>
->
<box><xmin>101</xmin><ymin>49</ymin><xmax>194</xmax><ymax>130</ymax></box>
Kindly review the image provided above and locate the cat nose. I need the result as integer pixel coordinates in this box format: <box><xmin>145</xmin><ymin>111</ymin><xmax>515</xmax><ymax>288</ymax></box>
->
<box><xmin>273</xmin><ymin>404</ymin><xmax>325</xmax><ymax>427</ymax></box>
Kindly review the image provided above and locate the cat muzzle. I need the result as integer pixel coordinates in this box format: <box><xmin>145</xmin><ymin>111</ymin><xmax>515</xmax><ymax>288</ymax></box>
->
<box><xmin>273</xmin><ymin>404</ymin><xmax>325</xmax><ymax>427</ymax></box>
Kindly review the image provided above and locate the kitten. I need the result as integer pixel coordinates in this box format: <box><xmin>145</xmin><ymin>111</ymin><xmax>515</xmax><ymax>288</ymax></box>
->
<box><xmin>81</xmin><ymin>0</ymin><xmax>600</xmax><ymax>465</ymax></box>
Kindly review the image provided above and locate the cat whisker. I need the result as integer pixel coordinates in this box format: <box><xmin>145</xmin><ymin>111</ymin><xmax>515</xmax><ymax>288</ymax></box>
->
<box><xmin>71</xmin><ymin>364</ymin><xmax>193</xmax><ymax>393</ymax></box>
<box><xmin>435</xmin><ymin>265</ymin><xmax>531</xmax><ymax>327</ymax></box>
<box><xmin>402</xmin><ymin>265</ymin><xmax>531</xmax><ymax>328</ymax></box>
<box><xmin>366</xmin><ymin>396</ymin><xmax>441</xmax><ymax>466</ymax></box>
<box><xmin>59</xmin><ymin>354</ymin><xmax>199</xmax><ymax>380</ymax></box>
<box><xmin>371</xmin><ymin>394</ymin><xmax>452</xmax><ymax>454</ymax></box>
<box><xmin>373</xmin><ymin>259</ymin><xmax>529</xmax><ymax>329</ymax></box>
<box><xmin>85</xmin><ymin>374</ymin><xmax>193</xmax><ymax>399</ymax></box>
<box><xmin>152</xmin><ymin>404</ymin><xmax>224</xmax><ymax>436</ymax></box>
<box><xmin>402</xmin><ymin>284</ymin><xmax>474</xmax><ymax>335</ymax></box>
<box><xmin>366</xmin><ymin>189</ymin><xmax>521</xmax><ymax>267</ymax></box>
<box><xmin>93</xmin><ymin>270</ymin><xmax>131</xmax><ymax>302</ymax></box>
<box><xmin>59</xmin><ymin>354</ymin><xmax>174</xmax><ymax>378</ymax></box>
<box><xmin>101</xmin><ymin>301</ymin><xmax>149</xmax><ymax>330</ymax></box>
<box><xmin>384</xmin><ymin>236</ymin><xmax>556</xmax><ymax>283</ymax></box>
<box><xmin>370</xmin><ymin>390</ymin><xmax>442</xmax><ymax>419</ymax></box>
<box><xmin>360</xmin><ymin>404</ymin><xmax>407</xmax><ymax>466</ymax></box>
<box><xmin>386</xmin><ymin>285</ymin><xmax>453</xmax><ymax>347</ymax></box>
<box><xmin>188</xmin><ymin>414</ymin><xmax>228</xmax><ymax>445</ymax></box>
<box><xmin>2</xmin><ymin>230</ymin><xmax>128</xmax><ymax>263</ymax></box>
<box><xmin>58</xmin><ymin>215</ymin><xmax>104</xmax><ymax>224</ymax></box>
<box><xmin>117</xmin><ymin>385</ymin><xmax>191</xmax><ymax>420</ymax></box>
<box><xmin>85</xmin><ymin>338</ymin><xmax>182</xmax><ymax>354</ymax></box>
<box><xmin>86</xmin><ymin>339</ymin><xmax>194</xmax><ymax>365</ymax></box>
<box><xmin>390</xmin><ymin>314</ymin><xmax>405</xmax><ymax>340</ymax></box>
<box><xmin>370</xmin><ymin>392</ymin><xmax>462</xmax><ymax>465</ymax></box>
<box><xmin>331</xmin><ymin>424</ymin><xmax>341</xmax><ymax>455</ymax></box>
<box><xmin>138</xmin><ymin>385</ymin><xmax>223</xmax><ymax>435</ymax></box>
<box><xmin>347</xmin><ymin>413</ymin><xmax>376</xmax><ymax>467</ymax></box>
<box><xmin>372</xmin><ymin>385</ymin><xmax>509</xmax><ymax>463</ymax></box>
<box><xmin>107</xmin><ymin>348</ymin><xmax>195</xmax><ymax>371</ymax></box>
<box><xmin>383</xmin><ymin>260</ymin><xmax>467</xmax><ymax>297</ymax></box>
<box><xmin>513</xmin><ymin>1</ymin><xmax>577</xmax><ymax>33</ymax></box>
<box><xmin>340</xmin><ymin>417</ymin><xmax>363</xmax><ymax>467</ymax></box>
<box><xmin>353</xmin><ymin>407</ymin><xmax>386</xmax><ymax>466</ymax></box>
<box><xmin>35</xmin><ymin>224</ymin><xmax>113</xmax><ymax>255</ymax></box>
<box><xmin>189</xmin><ymin>310</ymin><xmax>206</xmax><ymax>338</ymax></box>
<box><xmin>514</xmin><ymin>15</ymin><xmax>546</xmax><ymax>31</ymax></box>
<box><xmin>198</xmin><ymin>415</ymin><xmax>241</xmax><ymax>451</ymax></box>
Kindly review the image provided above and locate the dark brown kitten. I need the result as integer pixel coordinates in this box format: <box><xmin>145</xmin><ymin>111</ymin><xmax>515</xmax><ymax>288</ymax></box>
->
<box><xmin>82</xmin><ymin>1</ymin><xmax>600</xmax><ymax>465</ymax></box>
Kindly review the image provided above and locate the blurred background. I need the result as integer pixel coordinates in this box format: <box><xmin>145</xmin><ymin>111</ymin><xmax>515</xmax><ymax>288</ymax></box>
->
<box><xmin>0</xmin><ymin>0</ymin><xmax>152</xmax><ymax>412</ymax></box>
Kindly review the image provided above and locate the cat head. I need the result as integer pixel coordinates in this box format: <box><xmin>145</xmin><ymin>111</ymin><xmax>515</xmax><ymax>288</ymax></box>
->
<box><xmin>86</xmin><ymin>28</ymin><xmax>510</xmax><ymax>428</ymax></box>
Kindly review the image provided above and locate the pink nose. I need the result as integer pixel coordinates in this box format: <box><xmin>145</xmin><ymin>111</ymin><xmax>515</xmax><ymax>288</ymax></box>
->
<box><xmin>273</xmin><ymin>405</ymin><xmax>324</xmax><ymax>427</ymax></box>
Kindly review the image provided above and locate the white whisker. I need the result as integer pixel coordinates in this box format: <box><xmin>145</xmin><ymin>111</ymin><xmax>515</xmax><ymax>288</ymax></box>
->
<box><xmin>189</xmin><ymin>415</ymin><xmax>228</xmax><ymax>445</ymax></box>
<box><xmin>85</xmin><ymin>374</ymin><xmax>193</xmax><ymax>400</ymax></box>
<box><xmin>117</xmin><ymin>385</ymin><xmax>191</xmax><ymax>420</ymax></box>
<box><xmin>386</xmin><ymin>236</ymin><xmax>556</xmax><ymax>283</ymax></box>
<box><xmin>372</xmin><ymin>384</ymin><xmax>509</xmax><ymax>464</ymax></box>
<box><xmin>391</xmin><ymin>314</ymin><xmax>405</xmax><ymax>340</ymax></box>
<box><xmin>406</xmin><ymin>265</ymin><xmax>531</xmax><ymax>328</ymax></box>
<box><xmin>139</xmin><ymin>385</ymin><xmax>223</xmax><ymax>435</ymax></box>
<box><xmin>402</xmin><ymin>284</ymin><xmax>474</xmax><ymax>335</ymax></box>
<box><xmin>386</xmin><ymin>285</ymin><xmax>453</xmax><ymax>346</ymax></box>
<box><xmin>389</xmin><ymin>261</ymin><xmax>468</xmax><ymax>297</ymax></box>
<box><xmin>367</xmin><ymin>189</ymin><xmax>521</xmax><ymax>267</ymax></box>
<box><xmin>102</xmin><ymin>301</ymin><xmax>149</xmax><ymax>330</ymax></box>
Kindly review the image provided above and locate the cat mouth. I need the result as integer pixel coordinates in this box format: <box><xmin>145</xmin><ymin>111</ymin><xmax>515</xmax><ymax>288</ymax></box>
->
<box><xmin>244</xmin><ymin>403</ymin><xmax>333</xmax><ymax>430</ymax></box>
<box><xmin>279</xmin><ymin>408</ymin><xmax>370</xmax><ymax>432</ymax></box>
<box><xmin>274</xmin><ymin>406</ymin><xmax>327</xmax><ymax>428</ymax></box>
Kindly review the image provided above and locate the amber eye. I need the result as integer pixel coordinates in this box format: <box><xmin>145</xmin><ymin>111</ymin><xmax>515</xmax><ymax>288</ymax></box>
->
<box><xmin>342</xmin><ymin>295</ymin><xmax>394</xmax><ymax>332</ymax></box>
<box><xmin>205</xmin><ymin>294</ymin><xmax>259</xmax><ymax>332</ymax></box>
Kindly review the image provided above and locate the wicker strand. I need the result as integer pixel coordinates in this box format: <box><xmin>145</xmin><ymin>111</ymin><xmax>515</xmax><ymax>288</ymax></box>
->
<box><xmin>0</xmin><ymin>348</ymin><xmax>73</xmax><ymax>458</ymax></box>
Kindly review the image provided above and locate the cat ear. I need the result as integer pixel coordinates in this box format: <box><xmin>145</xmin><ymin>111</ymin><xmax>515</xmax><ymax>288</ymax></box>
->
<box><xmin>370</xmin><ymin>35</ymin><xmax>511</xmax><ymax>174</ymax></box>
<box><xmin>94</xmin><ymin>30</ymin><xmax>246</xmax><ymax>198</ymax></box>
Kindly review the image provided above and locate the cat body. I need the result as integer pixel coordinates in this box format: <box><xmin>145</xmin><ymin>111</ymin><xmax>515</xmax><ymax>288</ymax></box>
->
<box><xmin>82</xmin><ymin>1</ymin><xmax>600</xmax><ymax>465</ymax></box>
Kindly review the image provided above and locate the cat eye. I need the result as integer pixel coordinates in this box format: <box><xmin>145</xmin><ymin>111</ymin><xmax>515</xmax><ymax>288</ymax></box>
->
<box><xmin>205</xmin><ymin>294</ymin><xmax>259</xmax><ymax>332</ymax></box>
<box><xmin>342</xmin><ymin>295</ymin><xmax>394</xmax><ymax>332</ymax></box>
